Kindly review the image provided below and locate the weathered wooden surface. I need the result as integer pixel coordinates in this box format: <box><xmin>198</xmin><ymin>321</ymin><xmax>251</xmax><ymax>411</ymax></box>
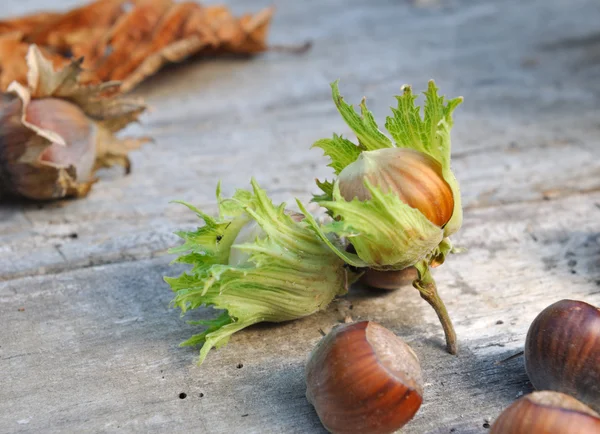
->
<box><xmin>1</xmin><ymin>0</ymin><xmax>599</xmax><ymax>433</ymax></box>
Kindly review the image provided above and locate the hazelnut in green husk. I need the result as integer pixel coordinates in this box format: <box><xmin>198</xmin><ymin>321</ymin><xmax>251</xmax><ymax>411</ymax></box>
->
<box><xmin>301</xmin><ymin>80</ymin><xmax>463</xmax><ymax>354</ymax></box>
<box><xmin>165</xmin><ymin>179</ymin><xmax>353</xmax><ymax>364</ymax></box>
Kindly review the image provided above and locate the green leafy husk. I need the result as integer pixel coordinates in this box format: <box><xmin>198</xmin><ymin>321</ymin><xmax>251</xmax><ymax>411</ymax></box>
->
<box><xmin>165</xmin><ymin>179</ymin><xmax>350</xmax><ymax>364</ymax></box>
<box><xmin>299</xmin><ymin>180</ymin><xmax>442</xmax><ymax>270</ymax></box>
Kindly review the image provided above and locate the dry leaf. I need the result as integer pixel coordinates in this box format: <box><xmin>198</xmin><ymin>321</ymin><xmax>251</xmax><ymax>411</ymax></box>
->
<box><xmin>87</xmin><ymin>0</ymin><xmax>175</xmax><ymax>83</ymax></box>
<box><xmin>0</xmin><ymin>34</ymin><xmax>69</xmax><ymax>91</ymax></box>
<box><xmin>0</xmin><ymin>12</ymin><xmax>62</xmax><ymax>35</ymax></box>
<box><xmin>0</xmin><ymin>45</ymin><xmax>148</xmax><ymax>200</ymax></box>
<box><xmin>0</xmin><ymin>0</ymin><xmax>274</xmax><ymax>92</ymax></box>
<box><xmin>27</xmin><ymin>0</ymin><xmax>130</xmax><ymax>52</ymax></box>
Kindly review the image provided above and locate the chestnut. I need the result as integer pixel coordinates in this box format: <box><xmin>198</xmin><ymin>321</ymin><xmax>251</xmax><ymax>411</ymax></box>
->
<box><xmin>525</xmin><ymin>299</ymin><xmax>600</xmax><ymax>410</ymax></box>
<box><xmin>490</xmin><ymin>391</ymin><xmax>600</xmax><ymax>434</ymax></box>
<box><xmin>305</xmin><ymin>321</ymin><xmax>423</xmax><ymax>434</ymax></box>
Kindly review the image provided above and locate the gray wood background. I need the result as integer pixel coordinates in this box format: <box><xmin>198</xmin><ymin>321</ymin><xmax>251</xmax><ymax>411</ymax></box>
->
<box><xmin>1</xmin><ymin>0</ymin><xmax>599</xmax><ymax>432</ymax></box>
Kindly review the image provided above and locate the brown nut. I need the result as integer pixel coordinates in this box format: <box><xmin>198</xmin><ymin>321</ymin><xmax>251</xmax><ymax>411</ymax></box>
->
<box><xmin>359</xmin><ymin>267</ymin><xmax>418</xmax><ymax>290</ymax></box>
<box><xmin>305</xmin><ymin>321</ymin><xmax>423</xmax><ymax>434</ymax></box>
<box><xmin>490</xmin><ymin>391</ymin><xmax>600</xmax><ymax>434</ymax></box>
<box><xmin>525</xmin><ymin>299</ymin><xmax>600</xmax><ymax>410</ymax></box>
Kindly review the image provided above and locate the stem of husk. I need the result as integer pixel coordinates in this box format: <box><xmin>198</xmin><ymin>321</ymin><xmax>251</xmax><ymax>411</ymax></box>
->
<box><xmin>413</xmin><ymin>261</ymin><xmax>457</xmax><ymax>355</ymax></box>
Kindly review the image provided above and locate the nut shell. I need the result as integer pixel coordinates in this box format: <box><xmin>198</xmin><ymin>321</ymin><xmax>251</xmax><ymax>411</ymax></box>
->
<box><xmin>0</xmin><ymin>45</ymin><xmax>147</xmax><ymax>201</ymax></box>
<box><xmin>490</xmin><ymin>391</ymin><xmax>600</xmax><ymax>434</ymax></box>
<box><xmin>0</xmin><ymin>96</ymin><xmax>95</xmax><ymax>199</ymax></box>
<box><xmin>305</xmin><ymin>321</ymin><xmax>423</xmax><ymax>434</ymax></box>
<box><xmin>338</xmin><ymin>148</ymin><xmax>454</xmax><ymax>227</ymax></box>
<box><xmin>359</xmin><ymin>267</ymin><xmax>418</xmax><ymax>290</ymax></box>
<box><xmin>29</xmin><ymin>98</ymin><xmax>96</xmax><ymax>182</ymax></box>
<box><xmin>525</xmin><ymin>299</ymin><xmax>600</xmax><ymax>410</ymax></box>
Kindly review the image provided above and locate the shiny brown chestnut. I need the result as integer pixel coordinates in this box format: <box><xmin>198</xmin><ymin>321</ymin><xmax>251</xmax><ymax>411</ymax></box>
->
<box><xmin>525</xmin><ymin>299</ymin><xmax>600</xmax><ymax>410</ymax></box>
<box><xmin>490</xmin><ymin>391</ymin><xmax>600</xmax><ymax>434</ymax></box>
<box><xmin>305</xmin><ymin>321</ymin><xmax>423</xmax><ymax>434</ymax></box>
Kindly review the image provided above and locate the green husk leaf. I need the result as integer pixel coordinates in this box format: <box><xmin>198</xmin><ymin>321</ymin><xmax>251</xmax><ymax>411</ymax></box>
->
<box><xmin>165</xmin><ymin>179</ymin><xmax>349</xmax><ymax>364</ymax></box>
<box><xmin>167</xmin><ymin>196</ymin><xmax>250</xmax><ymax>274</ymax></box>
<box><xmin>384</xmin><ymin>80</ymin><xmax>463</xmax><ymax>236</ymax></box>
<box><xmin>306</xmin><ymin>181</ymin><xmax>443</xmax><ymax>270</ymax></box>
<box><xmin>429</xmin><ymin>237</ymin><xmax>453</xmax><ymax>267</ymax></box>
<box><xmin>311</xmin><ymin>179</ymin><xmax>335</xmax><ymax>217</ymax></box>
<box><xmin>331</xmin><ymin>80</ymin><xmax>392</xmax><ymax>151</ymax></box>
<box><xmin>312</xmin><ymin>134</ymin><xmax>362</xmax><ymax>176</ymax></box>
<box><xmin>435</xmin><ymin>117</ymin><xmax>463</xmax><ymax>237</ymax></box>
<box><xmin>297</xmin><ymin>199</ymin><xmax>368</xmax><ymax>268</ymax></box>
<box><xmin>384</xmin><ymin>80</ymin><xmax>462</xmax><ymax>165</ymax></box>
<box><xmin>218</xmin><ymin>183</ymin><xmax>254</xmax><ymax>218</ymax></box>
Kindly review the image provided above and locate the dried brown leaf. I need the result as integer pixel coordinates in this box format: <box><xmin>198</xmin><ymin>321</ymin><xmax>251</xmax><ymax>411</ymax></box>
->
<box><xmin>0</xmin><ymin>0</ymin><xmax>275</xmax><ymax>92</ymax></box>
<box><xmin>115</xmin><ymin>5</ymin><xmax>274</xmax><ymax>91</ymax></box>
<box><xmin>88</xmin><ymin>0</ymin><xmax>174</xmax><ymax>82</ymax></box>
<box><xmin>105</xmin><ymin>2</ymin><xmax>204</xmax><ymax>82</ymax></box>
<box><xmin>27</xmin><ymin>0</ymin><xmax>130</xmax><ymax>51</ymax></box>
<box><xmin>0</xmin><ymin>12</ymin><xmax>62</xmax><ymax>35</ymax></box>
<box><xmin>0</xmin><ymin>35</ymin><xmax>68</xmax><ymax>90</ymax></box>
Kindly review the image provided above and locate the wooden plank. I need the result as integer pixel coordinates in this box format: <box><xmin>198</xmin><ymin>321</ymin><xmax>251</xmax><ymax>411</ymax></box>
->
<box><xmin>1</xmin><ymin>192</ymin><xmax>599</xmax><ymax>433</ymax></box>
<box><xmin>1</xmin><ymin>0</ymin><xmax>600</xmax><ymax>432</ymax></box>
<box><xmin>1</xmin><ymin>0</ymin><xmax>600</xmax><ymax>280</ymax></box>
<box><xmin>1</xmin><ymin>115</ymin><xmax>598</xmax><ymax>281</ymax></box>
